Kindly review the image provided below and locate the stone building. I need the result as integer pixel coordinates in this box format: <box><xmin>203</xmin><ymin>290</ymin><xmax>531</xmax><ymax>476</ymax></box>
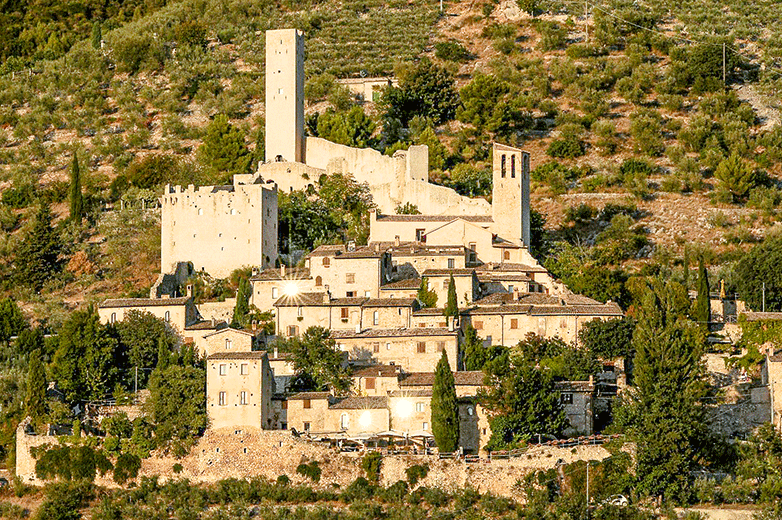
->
<box><xmin>555</xmin><ymin>379</ymin><xmax>596</xmax><ymax>436</ymax></box>
<box><xmin>160</xmin><ymin>174</ymin><xmax>278</xmax><ymax>279</ymax></box>
<box><xmin>198</xmin><ymin>327</ymin><xmax>259</xmax><ymax>358</ymax></box>
<box><xmin>331</xmin><ymin>327</ymin><xmax>459</xmax><ymax>372</ymax></box>
<box><xmin>250</xmin><ymin>265</ymin><xmax>318</xmax><ymax>312</ymax></box>
<box><xmin>265</xmin><ymin>28</ymin><xmax>305</xmax><ymax>163</ymax></box>
<box><xmin>336</xmin><ymin>76</ymin><xmax>398</xmax><ymax>102</ymax></box>
<box><xmin>305</xmin><ymin>244</ymin><xmax>393</xmax><ymax>299</ymax></box>
<box><xmin>98</xmin><ymin>296</ymin><xmax>200</xmax><ymax>333</ymax></box>
<box><xmin>206</xmin><ymin>351</ymin><xmax>274</xmax><ymax>430</ymax></box>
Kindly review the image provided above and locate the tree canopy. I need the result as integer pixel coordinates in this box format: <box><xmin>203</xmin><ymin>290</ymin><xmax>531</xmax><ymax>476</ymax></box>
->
<box><xmin>734</xmin><ymin>233</ymin><xmax>782</xmax><ymax>312</ymax></box>
<box><xmin>284</xmin><ymin>326</ymin><xmax>351</xmax><ymax>394</ymax></box>
<box><xmin>431</xmin><ymin>351</ymin><xmax>459</xmax><ymax>453</ymax></box>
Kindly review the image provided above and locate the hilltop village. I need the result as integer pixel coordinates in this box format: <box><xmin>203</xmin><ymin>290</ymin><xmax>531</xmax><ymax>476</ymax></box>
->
<box><xmin>9</xmin><ymin>26</ymin><xmax>782</xmax><ymax>517</ymax></box>
<box><xmin>89</xmin><ymin>29</ymin><xmax>627</xmax><ymax>452</ymax></box>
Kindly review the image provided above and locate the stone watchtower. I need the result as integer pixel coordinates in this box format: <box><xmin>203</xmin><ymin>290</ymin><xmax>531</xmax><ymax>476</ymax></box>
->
<box><xmin>491</xmin><ymin>143</ymin><xmax>531</xmax><ymax>248</ymax></box>
<box><xmin>265</xmin><ymin>29</ymin><xmax>305</xmax><ymax>163</ymax></box>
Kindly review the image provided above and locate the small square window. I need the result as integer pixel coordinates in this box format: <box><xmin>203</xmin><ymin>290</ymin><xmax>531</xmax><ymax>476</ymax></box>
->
<box><xmin>346</xmin><ymin>273</ymin><xmax>355</xmax><ymax>284</ymax></box>
<box><xmin>510</xmin><ymin>319</ymin><xmax>518</xmax><ymax>330</ymax></box>
<box><xmin>416</xmin><ymin>402</ymin><xmax>425</xmax><ymax>412</ymax></box>
<box><xmin>474</xmin><ymin>321</ymin><xmax>483</xmax><ymax>330</ymax></box>
<box><xmin>417</xmin><ymin>342</ymin><xmax>426</xmax><ymax>354</ymax></box>
<box><xmin>303</xmin><ymin>422</ymin><xmax>310</xmax><ymax>431</ymax></box>
<box><xmin>561</xmin><ymin>393</ymin><xmax>573</xmax><ymax>404</ymax></box>
<box><xmin>303</xmin><ymin>399</ymin><xmax>311</xmax><ymax>409</ymax></box>
<box><xmin>422</xmin><ymin>422</ymin><xmax>429</xmax><ymax>430</ymax></box>
<box><xmin>365</xmin><ymin>378</ymin><xmax>376</xmax><ymax>390</ymax></box>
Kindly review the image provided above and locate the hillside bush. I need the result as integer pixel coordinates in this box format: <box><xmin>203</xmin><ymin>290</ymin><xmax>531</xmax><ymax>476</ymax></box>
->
<box><xmin>296</xmin><ymin>461</ymin><xmax>322</xmax><ymax>482</ymax></box>
<box><xmin>113</xmin><ymin>453</ymin><xmax>141</xmax><ymax>485</ymax></box>
<box><xmin>435</xmin><ymin>41</ymin><xmax>471</xmax><ymax>62</ymax></box>
<box><xmin>405</xmin><ymin>464</ymin><xmax>430</xmax><ymax>486</ymax></box>
<box><xmin>361</xmin><ymin>452</ymin><xmax>382</xmax><ymax>484</ymax></box>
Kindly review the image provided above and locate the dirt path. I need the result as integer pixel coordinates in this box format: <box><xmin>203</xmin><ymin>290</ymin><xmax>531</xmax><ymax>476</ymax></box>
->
<box><xmin>675</xmin><ymin>506</ymin><xmax>758</xmax><ymax>520</ymax></box>
<box><xmin>733</xmin><ymin>84</ymin><xmax>781</xmax><ymax>130</ymax></box>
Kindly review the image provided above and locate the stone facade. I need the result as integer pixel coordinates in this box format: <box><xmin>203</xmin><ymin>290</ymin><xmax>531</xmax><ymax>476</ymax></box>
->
<box><xmin>250</xmin><ymin>266</ymin><xmax>319</xmax><ymax>311</ymax></box>
<box><xmin>305</xmin><ymin>244</ymin><xmax>393</xmax><ymax>299</ymax></box>
<box><xmin>331</xmin><ymin>327</ymin><xmax>459</xmax><ymax>372</ymax></box>
<box><xmin>336</xmin><ymin>76</ymin><xmax>398</xmax><ymax>102</ymax></box>
<box><xmin>207</xmin><ymin>352</ymin><xmax>274</xmax><ymax>430</ymax></box>
<box><xmin>160</xmin><ymin>176</ymin><xmax>278</xmax><ymax>279</ymax></box>
<box><xmin>198</xmin><ymin>327</ymin><xmax>257</xmax><ymax>358</ymax></box>
<box><xmin>265</xmin><ymin>29</ymin><xmax>305</xmax><ymax>163</ymax></box>
<box><xmin>98</xmin><ymin>296</ymin><xmax>200</xmax><ymax>333</ymax></box>
<box><xmin>555</xmin><ymin>380</ymin><xmax>595</xmax><ymax>436</ymax></box>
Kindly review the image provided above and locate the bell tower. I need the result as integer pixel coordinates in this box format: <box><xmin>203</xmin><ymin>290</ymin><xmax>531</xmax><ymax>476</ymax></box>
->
<box><xmin>491</xmin><ymin>143</ymin><xmax>530</xmax><ymax>247</ymax></box>
<box><xmin>265</xmin><ymin>29</ymin><xmax>305</xmax><ymax>163</ymax></box>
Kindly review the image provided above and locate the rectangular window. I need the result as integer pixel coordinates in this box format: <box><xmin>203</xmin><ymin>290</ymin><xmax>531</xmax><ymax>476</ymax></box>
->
<box><xmin>303</xmin><ymin>422</ymin><xmax>310</xmax><ymax>431</ymax></box>
<box><xmin>468</xmin><ymin>243</ymin><xmax>477</xmax><ymax>264</ymax></box>
<box><xmin>416</xmin><ymin>402</ymin><xmax>425</xmax><ymax>412</ymax></box>
<box><xmin>474</xmin><ymin>321</ymin><xmax>483</xmax><ymax>330</ymax></box>
<box><xmin>365</xmin><ymin>377</ymin><xmax>376</xmax><ymax>390</ymax></box>
<box><xmin>303</xmin><ymin>399</ymin><xmax>311</xmax><ymax>409</ymax></box>
<box><xmin>442</xmin><ymin>280</ymin><xmax>449</xmax><ymax>290</ymax></box>
<box><xmin>241</xmin><ymin>363</ymin><xmax>249</xmax><ymax>375</ymax></box>
<box><xmin>386</xmin><ymin>342</ymin><xmax>391</xmax><ymax>350</ymax></box>
<box><xmin>511</xmin><ymin>154</ymin><xmax>516</xmax><ymax>178</ymax></box>
<box><xmin>341</xmin><ymin>308</ymin><xmax>349</xmax><ymax>319</ymax></box>
<box><xmin>373</xmin><ymin>311</ymin><xmax>379</xmax><ymax>325</ymax></box>
<box><xmin>218</xmin><ymin>391</ymin><xmax>226</xmax><ymax>406</ymax></box>
<box><xmin>373</xmin><ymin>342</ymin><xmax>380</xmax><ymax>353</ymax></box>
<box><xmin>416</xmin><ymin>229</ymin><xmax>425</xmax><ymax>241</ymax></box>
<box><xmin>272</xmin><ymin>287</ymin><xmax>278</xmax><ymax>299</ymax></box>
<box><xmin>561</xmin><ymin>393</ymin><xmax>573</xmax><ymax>404</ymax></box>
<box><xmin>417</xmin><ymin>342</ymin><xmax>426</xmax><ymax>354</ymax></box>
<box><xmin>346</xmin><ymin>273</ymin><xmax>355</xmax><ymax>284</ymax></box>
<box><xmin>448</xmin><ymin>258</ymin><xmax>455</xmax><ymax>269</ymax></box>
<box><xmin>510</xmin><ymin>319</ymin><xmax>518</xmax><ymax>329</ymax></box>
<box><xmin>346</xmin><ymin>291</ymin><xmax>356</xmax><ymax>297</ymax></box>
<box><xmin>501</xmin><ymin>154</ymin><xmax>506</xmax><ymax>177</ymax></box>
<box><xmin>288</xmin><ymin>325</ymin><xmax>298</xmax><ymax>337</ymax></box>
<box><xmin>422</xmin><ymin>422</ymin><xmax>429</xmax><ymax>431</ymax></box>
<box><xmin>282</xmin><ymin>400</ymin><xmax>288</xmax><ymax>410</ymax></box>
<box><xmin>219</xmin><ymin>364</ymin><xmax>227</xmax><ymax>376</ymax></box>
<box><xmin>437</xmin><ymin>341</ymin><xmax>445</xmax><ymax>352</ymax></box>
<box><xmin>240</xmin><ymin>391</ymin><xmax>248</xmax><ymax>405</ymax></box>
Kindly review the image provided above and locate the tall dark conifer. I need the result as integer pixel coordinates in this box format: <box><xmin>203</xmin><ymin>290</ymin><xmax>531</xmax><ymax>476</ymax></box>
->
<box><xmin>431</xmin><ymin>351</ymin><xmax>459</xmax><ymax>453</ymax></box>
<box><xmin>15</xmin><ymin>202</ymin><xmax>62</xmax><ymax>290</ymax></box>
<box><xmin>696</xmin><ymin>258</ymin><xmax>711</xmax><ymax>331</ymax></box>
<box><xmin>444</xmin><ymin>275</ymin><xmax>458</xmax><ymax>323</ymax></box>
<box><xmin>69</xmin><ymin>154</ymin><xmax>83</xmax><ymax>222</ymax></box>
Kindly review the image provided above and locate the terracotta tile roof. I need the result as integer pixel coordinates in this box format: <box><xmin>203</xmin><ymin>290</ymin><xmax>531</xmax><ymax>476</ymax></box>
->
<box><xmin>250</xmin><ymin>267</ymin><xmax>311</xmax><ymax>281</ymax></box>
<box><xmin>352</xmin><ymin>365</ymin><xmax>400</xmax><ymax>377</ymax></box>
<box><xmin>555</xmin><ymin>380</ymin><xmax>595</xmax><ymax>392</ymax></box>
<box><xmin>399</xmin><ymin>371</ymin><xmax>485</xmax><ymax>387</ymax></box>
<box><xmin>203</xmin><ymin>327</ymin><xmax>257</xmax><ymax>338</ymax></box>
<box><xmin>329</xmin><ymin>396</ymin><xmax>388</xmax><ymax>409</ymax></box>
<box><xmin>381</xmin><ymin>278</ymin><xmax>421</xmax><ymax>290</ymax></box>
<box><xmin>477</xmin><ymin>274</ymin><xmax>532</xmax><ymax>282</ymax></box>
<box><xmin>388</xmin><ymin>389</ymin><xmax>432</xmax><ymax>397</ymax></box>
<box><xmin>306</xmin><ymin>244</ymin><xmax>385</xmax><ymax>259</ymax></box>
<box><xmin>372</xmin><ymin>242</ymin><xmax>467</xmax><ymax>256</ymax></box>
<box><xmin>99</xmin><ymin>296</ymin><xmax>191</xmax><ymax>308</ymax></box>
<box><xmin>185</xmin><ymin>320</ymin><xmax>228</xmax><ymax>331</ymax></box>
<box><xmin>475</xmin><ymin>292</ymin><xmax>561</xmax><ymax>305</ymax></box>
<box><xmin>331</xmin><ymin>327</ymin><xmax>457</xmax><ymax>339</ymax></box>
<box><xmin>529</xmin><ymin>303</ymin><xmax>623</xmax><ymax>316</ymax></box>
<box><xmin>742</xmin><ymin>312</ymin><xmax>782</xmax><ymax>322</ymax></box>
<box><xmin>288</xmin><ymin>392</ymin><xmax>331</xmax><ymax>400</ymax></box>
<box><xmin>274</xmin><ymin>292</ymin><xmax>329</xmax><ymax>307</ymax></box>
<box><xmin>465</xmin><ymin>305</ymin><xmax>533</xmax><ymax>315</ymax></box>
<box><xmin>376</xmin><ymin>214</ymin><xmax>493</xmax><ymax>223</ymax></box>
<box><xmin>421</xmin><ymin>269</ymin><xmax>476</xmax><ymax>276</ymax></box>
<box><xmin>207</xmin><ymin>351</ymin><xmax>267</xmax><ymax>360</ymax></box>
<box><xmin>307</xmin><ymin>244</ymin><xmax>347</xmax><ymax>257</ymax></box>
<box><xmin>329</xmin><ymin>297</ymin><xmax>370</xmax><ymax>306</ymax></box>
<box><xmin>362</xmin><ymin>298</ymin><xmax>417</xmax><ymax>308</ymax></box>
<box><xmin>412</xmin><ymin>307</ymin><xmax>449</xmax><ymax>316</ymax></box>
<box><xmin>475</xmin><ymin>262</ymin><xmax>548</xmax><ymax>273</ymax></box>
<box><xmin>262</xmin><ymin>351</ymin><xmax>292</xmax><ymax>361</ymax></box>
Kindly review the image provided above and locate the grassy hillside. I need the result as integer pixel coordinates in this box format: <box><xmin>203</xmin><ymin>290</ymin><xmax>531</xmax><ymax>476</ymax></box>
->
<box><xmin>0</xmin><ymin>0</ymin><xmax>781</xmax><ymax>322</ymax></box>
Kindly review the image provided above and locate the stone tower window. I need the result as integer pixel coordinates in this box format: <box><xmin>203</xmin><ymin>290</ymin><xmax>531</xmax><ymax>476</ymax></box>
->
<box><xmin>501</xmin><ymin>154</ymin><xmax>506</xmax><ymax>178</ymax></box>
<box><xmin>511</xmin><ymin>154</ymin><xmax>516</xmax><ymax>178</ymax></box>
<box><xmin>110</xmin><ymin>312</ymin><xmax>117</xmax><ymax>324</ymax></box>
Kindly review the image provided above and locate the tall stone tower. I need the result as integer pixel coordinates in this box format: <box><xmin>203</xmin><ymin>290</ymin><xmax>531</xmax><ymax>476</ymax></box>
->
<box><xmin>265</xmin><ymin>29</ymin><xmax>305</xmax><ymax>163</ymax></box>
<box><xmin>491</xmin><ymin>143</ymin><xmax>531</xmax><ymax>248</ymax></box>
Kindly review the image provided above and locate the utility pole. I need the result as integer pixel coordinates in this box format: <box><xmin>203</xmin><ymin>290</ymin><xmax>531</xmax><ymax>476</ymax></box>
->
<box><xmin>134</xmin><ymin>366</ymin><xmax>138</xmax><ymax>397</ymax></box>
<box><xmin>440</xmin><ymin>0</ymin><xmax>443</xmax><ymax>12</ymax></box>
<box><xmin>722</xmin><ymin>43</ymin><xmax>727</xmax><ymax>84</ymax></box>
<box><xmin>585</xmin><ymin>462</ymin><xmax>590</xmax><ymax>518</ymax></box>
<box><xmin>763</xmin><ymin>282</ymin><xmax>766</xmax><ymax>312</ymax></box>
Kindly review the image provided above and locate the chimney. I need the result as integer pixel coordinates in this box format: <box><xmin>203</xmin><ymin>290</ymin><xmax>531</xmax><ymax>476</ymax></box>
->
<box><xmin>252</xmin><ymin>267</ymin><xmax>259</xmax><ymax>276</ymax></box>
<box><xmin>186</xmin><ymin>284</ymin><xmax>193</xmax><ymax>298</ymax></box>
<box><xmin>374</xmin><ymin>243</ymin><xmax>380</xmax><ymax>253</ymax></box>
<box><xmin>512</xmin><ymin>287</ymin><xmax>519</xmax><ymax>301</ymax></box>
<box><xmin>394</xmin><ymin>235</ymin><xmax>400</xmax><ymax>247</ymax></box>
<box><xmin>448</xmin><ymin>319</ymin><xmax>455</xmax><ymax>332</ymax></box>
<box><xmin>252</xmin><ymin>320</ymin><xmax>258</xmax><ymax>331</ymax></box>
<box><xmin>280</xmin><ymin>264</ymin><xmax>286</xmax><ymax>277</ymax></box>
<box><xmin>273</xmin><ymin>346</ymin><xmax>278</xmax><ymax>359</ymax></box>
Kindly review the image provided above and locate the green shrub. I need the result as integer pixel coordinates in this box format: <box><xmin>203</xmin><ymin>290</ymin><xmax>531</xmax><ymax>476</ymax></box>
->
<box><xmin>173</xmin><ymin>463</ymin><xmax>183</xmax><ymax>474</ymax></box>
<box><xmin>546</xmin><ymin>138</ymin><xmax>585</xmax><ymax>159</ymax></box>
<box><xmin>34</xmin><ymin>482</ymin><xmax>93</xmax><ymax>520</ymax></box>
<box><xmin>537</xmin><ymin>21</ymin><xmax>567</xmax><ymax>51</ymax></box>
<box><xmin>1</xmin><ymin>183</ymin><xmax>36</xmax><ymax>208</ymax></box>
<box><xmin>341</xmin><ymin>477</ymin><xmax>375</xmax><ymax>502</ymax></box>
<box><xmin>113</xmin><ymin>453</ymin><xmax>141</xmax><ymax>485</ymax></box>
<box><xmin>296</xmin><ymin>461</ymin><xmax>321</xmax><ymax>483</ymax></box>
<box><xmin>276</xmin><ymin>474</ymin><xmax>290</xmax><ymax>486</ymax></box>
<box><xmin>361</xmin><ymin>452</ymin><xmax>382</xmax><ymax>484</ymax></box>
<box><xmin>35</xmin><ymin>445</ymin><xmax>113</xmax><ymax>483</ymax></box>
<box><xmin>435</xmin><ymin>41</ymin><xmax>471</xmax><ymax>62</ymax></box>
<box><xmin>0</xmin><ymin>502</ymin><xmax>28</xmax><ymax>519</ymax></box>
<box><xmin>405</xmin><ymin>464</ymin><xmax>430</xmax><ymax>486</ymax></box>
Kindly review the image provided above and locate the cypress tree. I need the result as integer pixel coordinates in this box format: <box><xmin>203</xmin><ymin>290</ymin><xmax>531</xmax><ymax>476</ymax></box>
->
<box><xmin>682</xmin><ymin>246</ymin><xmax>690</xmax><ymax>289</ymax></box>
<box><xmin>156</xmin><ymin>336</ymin><xmax>171</xmax><ymax>370</ymax></box>
<box><xmin>15</xmin><ymin>201</ymin><xmax>62</xmax><ymax>290</ymax></box>
<box><xmin>69</xmin><ymin>154</ymin><xmax>83</xmax><ymax>222</ymax></box>
<box><xmin>232</xmin><ymin>277</ymin><xmax>251</xmax><ymax>327</ymax></box>
<box><xmin>417</xmin><ymin>277</ymin><xmax>437</xmax><ymax>308</ymax></box>
<box><xmin>431</xmin><ymin>351</ymin><xmax>459</xmax><ymax>453</ymax></box>
<box><xmin>26</xmin><ymin>349</ymin><xmax>48</xmax><ymax>429</ymax></box>
<box><xmin>91</xmin><ymin>22</ymin><xmax>102</xmax><ymax>50</ymax></box>
<box><xmin>696</xmin><ymin>258</ymin><xmax>710</xmax><ymax>331</ymax></box>
<box><xmin>444</xmin><ymin>275</ymin><xmax>458</xmax><ymax>323</ymax></box>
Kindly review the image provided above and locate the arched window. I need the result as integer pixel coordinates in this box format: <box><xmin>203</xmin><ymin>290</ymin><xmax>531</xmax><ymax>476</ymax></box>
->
<box><xmin>110</xmin><ymin>312</ymin><xmax>117</xmax><ymax>324</ymax></box>
<box><xmin>511</xmin><ymin>154</ymin><xmax>516</xmax><ymax>178</ymax></box>
<box><xmin>340</xmin><ymin>413</ymin><xmax>349</xmax><ymax>430</ymax></box>
<box><xmin>323</xmin><ymin>257</ymin><xmax>330</xmax><ymax>268</ymax></box>
<box><xmin>164</xmin><ymin>311</ymin><xmax>170</xmax><ymax>322</ymax></box>
<box><xmin>315</xmin><ymin>276</ymin><xmax>322</xmax><ymax>286</ymax></box>
<box><xmin>501</xmin><ymin>154</ymin><xmax>506</xmax><ymax>177</ymax></box>
<box><xmin>225</xmin><ymin>338</ymin><xmax>232</xmax><ymax>350</ymax></box>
